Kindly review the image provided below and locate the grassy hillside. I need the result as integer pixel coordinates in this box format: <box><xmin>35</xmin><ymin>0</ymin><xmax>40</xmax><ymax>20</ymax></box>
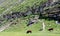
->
<box><xmin>0</xmin><ymin>0</ymin><xmax>60</xmax><ymax>36</ymax></box>
<box><xmin>3</xmin><ymin>15</ymin><xmax>60</xmax><ymax>33</ymax></box>
<box><xmin>1</xmin><ymin>0</ymin><xmax>60</xmax><ymax>32</ymax></box>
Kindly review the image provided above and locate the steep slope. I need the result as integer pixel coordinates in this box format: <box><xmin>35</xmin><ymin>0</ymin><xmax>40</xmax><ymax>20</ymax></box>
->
<box><xmin>0</xmin><ymin>0</ymin><xmax>46</xmax><ymax>32</ymax></box>
<box><xmin>0</xmin><ymin>0</ymin><xmax>60</xmax><ymax>33</ymax></box>
<box><xmin>0</xmin><ymin>0</ymin><xmax>25</xmax><ymax>32</ymax></box>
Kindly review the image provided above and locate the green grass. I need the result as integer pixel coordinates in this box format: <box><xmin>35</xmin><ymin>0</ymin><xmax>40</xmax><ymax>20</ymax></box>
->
<box><xmin>3</xmin><ymin>17</ymin><xmax>60</xmax><ymax>32</ymax></box>
<box><xmin>0</xmin><ymin>0</ymin><xmax>60</xmax><ymax>36</ymax></box>
<box><xmin>0</xmin><ymin>31</ymin><xmax>60</xmax><ymax>36</ymax></box>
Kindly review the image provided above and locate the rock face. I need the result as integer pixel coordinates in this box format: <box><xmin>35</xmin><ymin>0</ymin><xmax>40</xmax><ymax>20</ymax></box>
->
<box><xmin>2</xmin><ymin>11</ymin><xmax>32</xmax><ymax>21</ymax></box>
<box><xmin>39</xmin><ymin>0</ymin><xmax>60</xmax><ymax>21</ymax></box>
<box><xmin>27</xmin><ymin>16</ymin><xmax>38</xmax><ymax>26</ymax></box>
<box><xmin>1</xmin><ymin>0</ymin><xmax>60</xmax><ymax>21</ymax></box>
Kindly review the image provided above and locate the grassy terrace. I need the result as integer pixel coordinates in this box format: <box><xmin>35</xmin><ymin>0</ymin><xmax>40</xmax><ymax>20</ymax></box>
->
<box><xmin>3</xmin><ymin>18</ymin><xmax>60</xmax><ymax>32</ymax></box>
<box><xmin>0</xmin><ymin>32</ymin><xmax>60</xmax><ymax>36</ymax></box>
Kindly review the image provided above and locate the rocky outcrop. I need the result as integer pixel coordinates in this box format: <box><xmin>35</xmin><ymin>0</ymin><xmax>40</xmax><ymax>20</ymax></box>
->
<box><xmin>1</xmin><ymin>0</ymin><xmax>60</xmax><ymax>21</ymax></box>
<box><xmin>39</xmin><ymin>1</ymin><xmax>60</xmax><ymax>20</ymax></box>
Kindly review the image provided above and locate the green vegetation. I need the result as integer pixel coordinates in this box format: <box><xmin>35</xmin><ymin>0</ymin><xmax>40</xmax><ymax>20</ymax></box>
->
<box><xmin>0</xmin><ymin>32</ymin><xmax>60</xmax><ymax>36</ymax></box>
<box><xmin>0</xmin><ymin>0</ymin><xmax>60</xmax><ymax>36</ymax></box>
<box><xmin>0</xmin><ymin>6</ymin><xmax>5</xmax><ymax>13</ymax></box>
<box><xmin>0</xmin><ymin>0</ymin><xmax>21</xmax><ymax>14</ymax></box>
<box><xmin>3</xmin><ymin>18</ymin><xmax>60</xmax><ymax>32</ymax></box>
<box><xmin>11</xmin><ymin>0</ymin><xmax>47</xmax><ymax>12</ymax></box>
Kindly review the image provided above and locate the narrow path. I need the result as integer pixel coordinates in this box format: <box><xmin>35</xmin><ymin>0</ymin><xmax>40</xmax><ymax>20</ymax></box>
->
<box><xmin>0</xmin><ymin>22</ymin><xmax>12</xmax><ymax>32</ymax></box>
<box><xmin>0</xmin><ymin>20</ymin><xmax>17</xmax><ymax>32</ymax></box>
